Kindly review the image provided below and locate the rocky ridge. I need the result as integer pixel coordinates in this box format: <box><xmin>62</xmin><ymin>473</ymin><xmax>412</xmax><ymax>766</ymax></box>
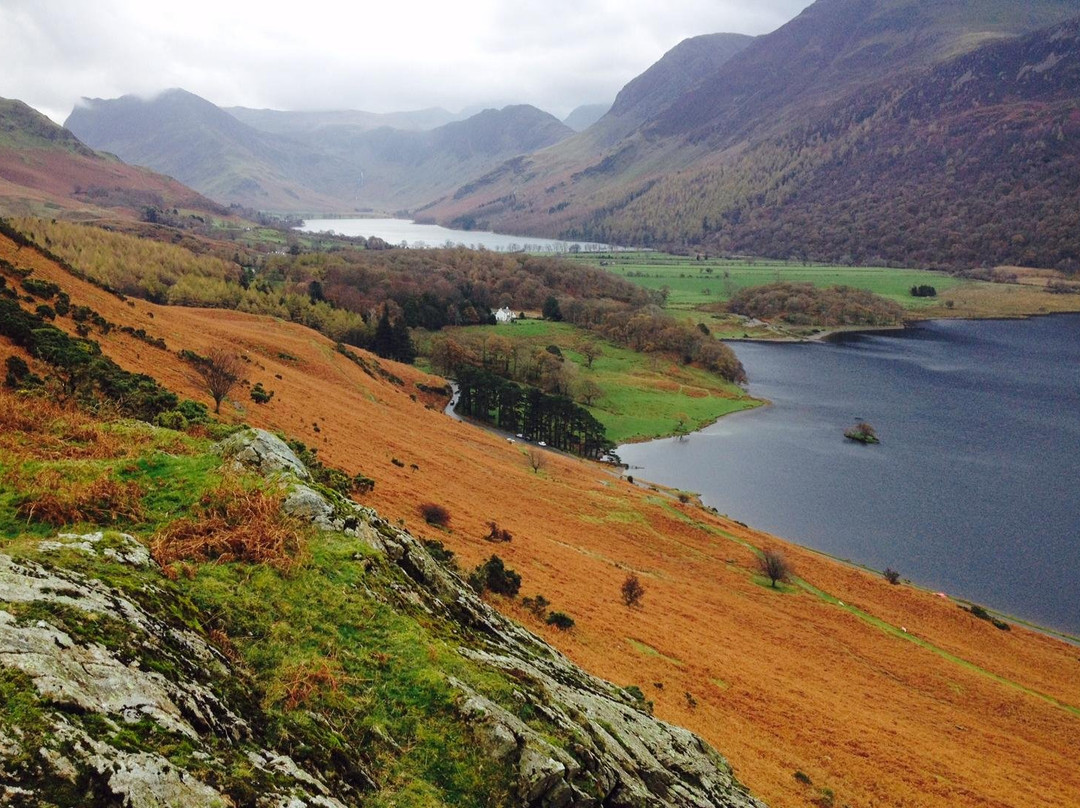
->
<box><xmin>0</xmin><ymin>428</ymin><xmax>764</xmax><ymax>807</ymax></box>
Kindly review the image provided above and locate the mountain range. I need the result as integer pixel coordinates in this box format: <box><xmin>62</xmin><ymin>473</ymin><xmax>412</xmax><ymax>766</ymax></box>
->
<box><xmin>12</xmin><ymin>0</ymin><xmax>1080</xmax><ymax>269</ymax></box>
<box><xmin>66</xmin><ymin>90</ymin><xmax>575</xmax><ymax>213</ymax></box>
<box><xmin>426</xmin><ymin>0</ymin><xmax>1080</xmax><ymax>269</ymax></box>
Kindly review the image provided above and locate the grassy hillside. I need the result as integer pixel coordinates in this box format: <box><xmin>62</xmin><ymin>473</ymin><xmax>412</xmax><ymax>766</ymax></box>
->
<box><xmin>2</xmin><ymin>226</ymin><xmax>1079</xmax><ymax>808</ymax></box>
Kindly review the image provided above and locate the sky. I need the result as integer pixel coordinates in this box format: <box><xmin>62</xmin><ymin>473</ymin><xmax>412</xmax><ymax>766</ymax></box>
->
<box><xmin>0</xmin><ymin>0</ymin><xmax>812</xmax><ymax>124</ymax></box>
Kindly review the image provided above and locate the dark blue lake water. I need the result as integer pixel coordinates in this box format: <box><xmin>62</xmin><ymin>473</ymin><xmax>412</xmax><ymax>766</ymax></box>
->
<box><xmin>619</xmin><ymin>315</ymin><xmax>1080</xmax><ymax>635</ymax></box>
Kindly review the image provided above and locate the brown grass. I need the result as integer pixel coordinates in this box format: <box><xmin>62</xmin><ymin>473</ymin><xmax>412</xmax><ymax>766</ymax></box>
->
<box><xmin>5</xmin><ymin>229</ymin><xmax>1080</xmax><ymax>808</ymax></box>
<box><xmin>273</xmin><ymin>658</ymin><xmax>348</xmax><ymax>710</ymax></box>
<box><xmin>151</xmin><ymin>479</ymin><xmax>307</xmax><ymax>573</ymax></box>
<box><xmin>9</xmin><ymin>467</ymin><xmax>145</xmax><ymax>526</ymax></box>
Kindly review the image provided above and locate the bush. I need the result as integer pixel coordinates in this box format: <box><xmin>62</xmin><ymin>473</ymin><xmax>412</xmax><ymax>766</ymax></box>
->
<box><xmin>469</xmin><ymin>555</ymin><xmax>521</xmax><ymax>597</ymax></box>
<box><xmin>883</xmin><ymin>567</ymin><xmax>901</xmax><ymax>585</ymax></box>
<box><xmin>176</xmin><ymin>399</ymin><xmax>210</xmax><ymax>424</ymax></box>
<box><xmin>621</xmin><ymin>573</ymin><xmax>645</xmax><ymax>607</ymax></box>
<box><xmin>421</xmin><ymin>539</ymin><xmax>456</xmax><ymax>568</ymax></box>
<box><xmin>545</xmin><ymin>611</ymin><xmax>575</xmax><ymax>631</ymax></box>
<box><xmin>155</xmin><ymin>410</ymin><xmax>189</xmax><ymax>431</ymax></box>
<box><xmin>484</xmin><ymin>521</ymin><xmax>513</xmax><ymax>543</ymax></box>
<box><xmin>521</xmin><ymin>594</ymin><xmax>550</xmax><ymax>618</ymax></box>
<box><xmin>250</xmin><ymin>382</ymin><xmax>274</xmax><ymax>404</ymax></box>
<box><xmin>419</xmin><ymin>502</ymin><xmax>451</xmax><ymax>527</ymax></box>
<box><xmin>4</xmin><ymin>356</ymin><xmax>40</xmax><ymax>389</ymax></box>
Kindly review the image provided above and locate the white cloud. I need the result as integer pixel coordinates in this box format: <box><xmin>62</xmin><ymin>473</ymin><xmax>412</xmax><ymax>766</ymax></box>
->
<box><xmin>0</xmin><ymin>0</ymin><xmax>812</xmax><ymax>123</ymax></box>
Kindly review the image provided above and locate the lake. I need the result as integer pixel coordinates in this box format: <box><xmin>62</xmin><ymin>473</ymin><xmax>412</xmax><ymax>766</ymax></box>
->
<box><xmin>618</xmin><ymin>315</ymin><xmax>1080</xmax><ymax>635</ymax></box>
<box><xmin>298</xmin><ymin>217</ymin><xmax>616</xmax><ymax>252</ymax></box>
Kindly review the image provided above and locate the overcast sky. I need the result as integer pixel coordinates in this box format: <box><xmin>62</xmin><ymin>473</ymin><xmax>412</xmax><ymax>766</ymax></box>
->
<box><xmin>1</xmin><ymin>0</ymin><xmax>812</xmax><ymax>124</ymax></box>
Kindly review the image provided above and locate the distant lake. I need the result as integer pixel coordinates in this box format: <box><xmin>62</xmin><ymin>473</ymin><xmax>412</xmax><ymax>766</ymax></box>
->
<box><xmin>298</xmin><ymin>217</ymin><xmax>617</xmax><ymax>253</ymax></box>
<box><xmin>619</xmin><ymin>315</ymin><xmax>1080</xmax><ymax>635</ymax></box>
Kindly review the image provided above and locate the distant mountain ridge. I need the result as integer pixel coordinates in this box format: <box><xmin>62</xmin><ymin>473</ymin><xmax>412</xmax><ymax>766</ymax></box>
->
<box><xmin>66</xmin><ymin>90</ymin><xmax>574</xmax><ymax>213</ymax></box>
<box><xmin>0</xmin><ymin>97</ymin><xmax>225</xmax><ymax>219</ymax></box>
<box><xmin>425</xmin><ymin>0</ymin><xmax>1080</xmax><ymax>269</ymax></box>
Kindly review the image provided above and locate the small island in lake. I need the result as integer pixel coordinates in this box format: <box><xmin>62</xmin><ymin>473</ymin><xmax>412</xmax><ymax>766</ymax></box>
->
<box><xmin>845</xmin><ymin>421</ymin><xmax>880</xmax><ymax>444</ymax></box>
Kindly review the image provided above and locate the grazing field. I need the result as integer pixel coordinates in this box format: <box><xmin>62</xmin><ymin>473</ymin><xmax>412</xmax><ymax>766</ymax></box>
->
<box><xmin>566</xmin><ymin>251</ymin><xmax>978</xmax><ymax>308</ymax></box>
<box><xmin>432</xmin><ymin>319</ymin><xmax>759</xmax><ymax>444</ymax></box>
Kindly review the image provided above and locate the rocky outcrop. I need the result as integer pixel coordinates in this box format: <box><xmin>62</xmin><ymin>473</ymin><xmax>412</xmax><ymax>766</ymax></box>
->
<box><xmin>0</xmin><ymin>536</ymin><xmax>352</xmax><ymax>808</ymax></box>
<box><xmin>0</xmin><ymin>428</ymin><xmax>764</xmax><ymax>807</ymax></box>
<box><xmin>226</xmin><ymin>429</ymin><xmax>765</xmax><ymax>808</ymax></box>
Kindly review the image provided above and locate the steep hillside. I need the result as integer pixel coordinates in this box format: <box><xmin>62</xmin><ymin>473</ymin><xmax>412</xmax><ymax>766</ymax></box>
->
<box><xmin>428</xmin><ymin>0</ymin><xmax>1080</xmax><ymax>268</ymax></box>
<box><xmin>2</xmin><ymin>227</ymin><xmax>1079</xmax><ymax>808</ymax></box>
<box><xmin>67</xmin><ymin>91</ymin><xmax>573</xmax><ymax>213</ymax></box>
<box><xmin>582</xmin><ymin>15</ymin><xmax>1080</xmax><ymax>268</ymax></box>
<box><xmin>0</xmin><ymin>98</ymin><xmax>226</xmax><ymax>219</ymax></box>
<box><xmin>0</xmin><ymin>404</ymin><xmax>764</xmax><ymax>806</ymax></box>
<box><xmin>600</xmin><ymin>33</ymin><xmax>754</xmax><ymax>141</ymax></box>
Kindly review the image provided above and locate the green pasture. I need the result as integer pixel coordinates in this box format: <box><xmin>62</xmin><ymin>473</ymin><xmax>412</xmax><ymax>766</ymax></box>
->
<box><xmin>444</xmin><ymin>319</ymin><xmax>758</xmax><ymax>444</ymax></box>
<box><xmin>566</xmin><ymin>252</ymin><xmax>969</xmax><ymax>310</ymax></box>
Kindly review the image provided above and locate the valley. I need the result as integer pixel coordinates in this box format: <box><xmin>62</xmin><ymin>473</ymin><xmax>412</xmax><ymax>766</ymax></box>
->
<box><xmin>2</xmin><ymin>0</ymin><xmax>1080</xmax><ymax>805</ymax></box>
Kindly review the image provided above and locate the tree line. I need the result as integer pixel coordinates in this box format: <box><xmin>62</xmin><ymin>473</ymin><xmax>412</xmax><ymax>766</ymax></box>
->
<box><xmin>454</xmin><ymin>367</ymin><xmax>611</xmax><ymax>459</ymax></box>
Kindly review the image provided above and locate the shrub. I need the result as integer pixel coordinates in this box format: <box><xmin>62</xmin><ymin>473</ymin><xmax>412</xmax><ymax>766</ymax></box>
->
<box><xmin>545</xmin><ymin>611</ymin><xmax>575</xmax><ymax>631</ymax></box>
<box><xmin>621</xmin><ymin>573</ymin><xmax>645</xmax><ymax>607</ymax></box>
<box><xmin>419</xmin><ymin>502</ymin><xmax>451</xmax><ymax>527</ymax></box>
<box><xmin>4</xmin><ymin>356</ymin><xmax>40</xmax><ymax>389</ymax></box>
<box><xmin>155</xmin><ymin>410</ymin><xmax>189</xmax><ymax>431</ymax></box>
<box><xmin>883</xmin><ymin>567</ymin><xmax>901</xmax><ymax>585</ymax></box>
<box><xmin>623</xmin><ymin>685</ymin><xmax>653</xmax><ymax>714</ymax></box>
<box><xmin>469</xmin><ymin>555</ymin><xmax>521</xmax><ymax>597</ymax></box>
<box><xmin>176</xmin><ymin>399</ymin><xmax>210</xmax><ymax>424</ymax></box>
<box><xmin>21</xmin><ymin>277</ymin><xmax>61</xmax><ymax>299</ymax></box>
<box><xmin>521</xmin><ymin>594</ymin><xmax>550</xmax><ymax>618</ymax></box>
<box><xmin>484</xmin><ymin>521</ymin><xmax>513</xmax><ymax>543</ymax></box>
<box><xmin>422</xmin><ymin>539</ymin><xmax>456</xmax><ymax>568</ymax></box>
<box><xmin>250</xmin><ymin>382</ymin><xmax>274</xmax><ymax>404</ymax></box>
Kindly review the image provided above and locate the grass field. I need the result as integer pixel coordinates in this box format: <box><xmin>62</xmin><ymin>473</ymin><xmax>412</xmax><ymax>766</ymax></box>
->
<box><xmin>566</xmin><ymin>252</ymin><xmax>972</xmax><ymax>310</ymax></box>
<box><xmin>440</xmin><ymin>319</ymin><xmax>759</xmax><ymax>444</ymax></box>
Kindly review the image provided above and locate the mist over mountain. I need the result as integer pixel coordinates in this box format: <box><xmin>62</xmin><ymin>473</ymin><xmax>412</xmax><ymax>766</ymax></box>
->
<box><xmin>562</xmin><ymin>104</ymin><xmax>611</xmax><ymax>132</ymax></box>
<box><xmin>66</xmin><ymin>91</ymin><xmax>574</xmax><ymax>213</ymax></box>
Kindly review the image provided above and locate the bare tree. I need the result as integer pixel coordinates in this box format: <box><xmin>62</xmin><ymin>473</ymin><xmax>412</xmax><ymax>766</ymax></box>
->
<box><xmin>577</xmin><ymin>339</ymin><xmax>602</xmax><ymax>369</ymax></box>
<box><xmin>575</xmin><ymin>378</ymin><xmax>603</xmax><ymax>406</ymax></box>
<box><xmin>621</xmin><ymin>573</ymin><xmax>645</xmax><ymax>607</ymax></box>
<box><xmin>192</xmin><ymin>348</ymin><xmax>244</xmax><ymax>413</ymax></box>
<box><xmin>758</xmin><ymin>549</ymin><xmax>792</xmax><ymax>588</ymax></box>
<box><xmin>526</xmin><ymin>448</ymin><xmax>547</xmax><ymax>474</ymax></box>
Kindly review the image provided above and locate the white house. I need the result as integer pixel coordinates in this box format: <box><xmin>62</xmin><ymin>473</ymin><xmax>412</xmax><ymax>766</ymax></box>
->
<box><xmin>494</xmin><ymin>306</ymin><xmax>516</xmax><ymax>324</ymax></box>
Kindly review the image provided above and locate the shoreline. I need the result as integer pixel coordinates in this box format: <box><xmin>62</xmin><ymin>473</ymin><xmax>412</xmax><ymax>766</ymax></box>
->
<box><xmin>618</xmin><ymin>313</ymin><xmax>1080</xmax><ymax>641</ymax></box>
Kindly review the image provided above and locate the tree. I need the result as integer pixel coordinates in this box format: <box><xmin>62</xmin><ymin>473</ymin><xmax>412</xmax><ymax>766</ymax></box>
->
<box><xmin>576</xmin><ymin>339</ymin><xmax>602</xmax><ymax>368</ymax></box>
<box><xmin>526</xmin><ymin>448</ymin><xmax>547</xmax><ymax>474</ymax></box>
<box><xmin>621</xmin><ymin>574</ymin><xmax>645</xmax><ymax>607</ymax></box>
<box><xmin>758</xmin><ymin>549</ymin><xmax>791</xmax><ymax>588</ymax></box>
<box><xmin>542</xmin><ymin>296</ymin><xmax>563</xmax><ymax>322</ymax></box>
<box><xmin>193</xmin><ymin>348</ymin><xmax>244</xmax><ymax>413</ymax></box>
<box><xmin>575</xmin><ymin>377</ymin><xmax>603</xmax><ymax>406</ymax></box>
